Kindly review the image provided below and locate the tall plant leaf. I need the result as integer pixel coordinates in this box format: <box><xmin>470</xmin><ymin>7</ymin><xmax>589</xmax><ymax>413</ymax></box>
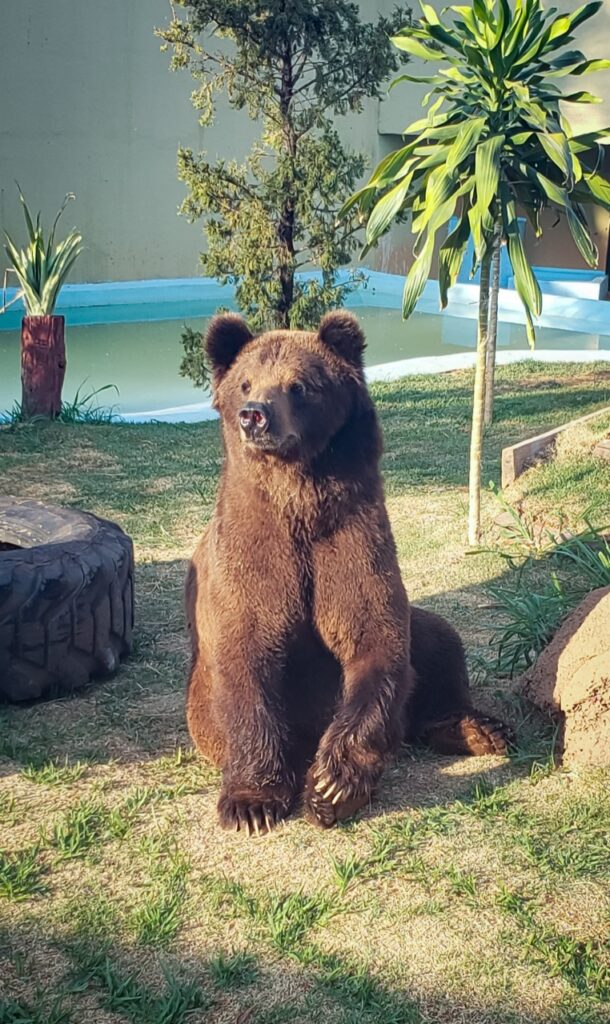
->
<box><xmin>3</xmin><ymin>190</ymin><xmax>82</xmax><ymax>316</ymax></box>
<box><xmin>439</xmin><ymin>208</ymin><xmax>471</xmax><ymax>306</ymax></box>
<box><xmin>501</xmin><ymin>184</ymin><xmax>541</xmax><ymax>346</ymax></box>
<box><xmin>366</xmin><ymin>176</ymin><xmax>414</xmax><ymax>244</ymax></box>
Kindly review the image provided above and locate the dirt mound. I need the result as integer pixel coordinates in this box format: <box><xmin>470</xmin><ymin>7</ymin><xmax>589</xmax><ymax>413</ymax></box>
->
<box><xmin>520</xmin><ymin>587</ymin><xmax>610</xmax><ymax>766</ymax></box>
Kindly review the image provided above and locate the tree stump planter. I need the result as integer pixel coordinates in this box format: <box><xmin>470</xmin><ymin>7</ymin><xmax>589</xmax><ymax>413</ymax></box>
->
<box><xmin>21</xmin><ymin>314</ymin><xmax>66</xmax><ymax>419</ymax></box>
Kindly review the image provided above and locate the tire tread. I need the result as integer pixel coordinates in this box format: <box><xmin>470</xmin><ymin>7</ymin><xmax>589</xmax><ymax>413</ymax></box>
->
<box><xmin>0</xmin><ymin>498</ymin><xmax>134</xmax><ymax>701</ymax></box>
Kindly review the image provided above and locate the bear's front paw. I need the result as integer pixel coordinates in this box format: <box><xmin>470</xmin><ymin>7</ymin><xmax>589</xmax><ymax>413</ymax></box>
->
<box><xmin>303</xmin><ymin>755</ymin><xmax>383</xmax><ymax>829</ymax></box>
<box><xmin>217</xmin><ymin>785</ymin><xmax>294</xmax><ymax>836</ymax></box>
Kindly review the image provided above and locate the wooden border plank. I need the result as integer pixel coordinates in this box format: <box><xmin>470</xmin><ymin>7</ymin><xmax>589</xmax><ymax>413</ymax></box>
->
<box><xmin>501</xmin><ymin>405</ymin><xmax>610</xmax><ymax>488</ymax></box>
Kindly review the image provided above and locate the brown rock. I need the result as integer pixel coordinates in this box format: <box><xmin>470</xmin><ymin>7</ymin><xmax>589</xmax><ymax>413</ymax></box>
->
<box><xmin>521</xmin><ymin>586</ymin><xmax>610</xmax><ymax>765</ymax></box>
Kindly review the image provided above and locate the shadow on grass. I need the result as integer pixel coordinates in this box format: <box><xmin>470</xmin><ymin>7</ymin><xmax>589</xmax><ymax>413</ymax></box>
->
<box><xmin>0</xmin><ymin>914</ymin><xmax>596</xmax><ymax>1024</ymax></box>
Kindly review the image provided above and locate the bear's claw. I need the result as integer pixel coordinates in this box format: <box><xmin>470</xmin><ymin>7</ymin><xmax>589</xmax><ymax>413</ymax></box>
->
<box><xmin>217</xmin><ymin>788</ymin><xmax>293</xmax><ymax>836</ymax></box>
<box><xmin>304</xmin><ymin>758</ymin><xmax>381</xmax><ymax>828</ymax></box>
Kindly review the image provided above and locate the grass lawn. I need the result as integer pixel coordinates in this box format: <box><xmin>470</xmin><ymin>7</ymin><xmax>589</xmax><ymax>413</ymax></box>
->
<box><xmin>1</xmin><ymin>361</ymin><xmax>610</xmax><ymax>1024</ymax></box>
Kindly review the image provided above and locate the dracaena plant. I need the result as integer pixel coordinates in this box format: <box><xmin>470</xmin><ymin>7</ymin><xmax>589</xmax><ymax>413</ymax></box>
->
<box><xmin>345</xmin><ymin>0</ymin><xmax>610</xmax><ymax>545</ymax></box>
<box><xmin>4</xmin><ymin>187</ymin><xmax>83</xmax><ymax>317</ymax></box>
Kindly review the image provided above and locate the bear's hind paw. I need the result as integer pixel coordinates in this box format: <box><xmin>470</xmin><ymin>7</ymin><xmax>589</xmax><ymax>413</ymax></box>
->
<box><xmin>423</xmin><ymin>711</ymin><xmax>513</xmax><ymax>757</ymax></box>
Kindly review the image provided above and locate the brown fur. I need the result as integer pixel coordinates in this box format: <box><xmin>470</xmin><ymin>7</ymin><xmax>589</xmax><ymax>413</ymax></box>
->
<box><xmin>185</xmin><ymin>311</ymin><xmax>509</xmax><ymax>835</ymax></box>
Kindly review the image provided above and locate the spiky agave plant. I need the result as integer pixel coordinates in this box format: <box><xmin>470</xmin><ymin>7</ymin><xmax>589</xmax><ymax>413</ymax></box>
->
<box><xmin>345</xmin><ymin>0</ymin><xmax>610</xmax><ymax>544</ymax></box>
<box><xmin>4</xmin><ymin>187</ymin><xmax>83</xmax><ymax>316</ymax></box>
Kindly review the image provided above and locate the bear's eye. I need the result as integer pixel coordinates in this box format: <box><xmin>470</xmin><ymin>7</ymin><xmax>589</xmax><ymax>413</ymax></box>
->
<box><xmin>289</xmin><ymin>381</ymin><xmax>307</xmax><ymax>397</ymax></box>
<box><xmin>241</xmin><ymin>380</ymin><xmax>251</xmax><ymax>395</ymax></box>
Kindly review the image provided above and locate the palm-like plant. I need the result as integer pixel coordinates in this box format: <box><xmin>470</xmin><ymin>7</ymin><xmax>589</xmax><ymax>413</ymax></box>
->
<box><xmin>4</xmin><ymin>187</ymin><xmax>83</xmax><ymax>316</ymax></box>
<box><xmin>345</xmin><ymin>0</ymin><xmax>610</xmax><ymax>545</ymax></box>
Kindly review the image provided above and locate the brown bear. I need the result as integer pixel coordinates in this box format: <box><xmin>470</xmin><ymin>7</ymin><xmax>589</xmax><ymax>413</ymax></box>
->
<box><xmin>185</xmin><ymin>310</ymin><xmax>509</xmax><ymax>835</ymax></box>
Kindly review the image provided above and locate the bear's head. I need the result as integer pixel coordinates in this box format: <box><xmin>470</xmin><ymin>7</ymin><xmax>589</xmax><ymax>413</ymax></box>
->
<box><xmin>205</xmin><ymin>311</ymin><xmax>372</xmax><ymax>463</ymax></box>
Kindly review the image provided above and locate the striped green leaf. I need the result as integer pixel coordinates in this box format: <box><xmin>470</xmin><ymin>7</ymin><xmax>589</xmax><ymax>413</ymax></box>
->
<box><xmin>367</xmin><ymin>145</ymin><xmax>418</xmax><ymax>187</ymax></box>
<box><xmin>338</xmin><ymin>184</ymin><xmax>377</xmax><ymax>220</ymax></box>
<box><xmin>565</xmin><ymin>205</ymin><xmax>597</xmax><ymax>266</ymax></box>
<box><xmin>366</xmin><ymin>176</ymin><xmax>413</xmax><ymax>244</ymax></box>
<box><xmin>390</xmin><ymin>34</ymin><xmax>442</xmax><ymax>60</ymax></box>
<box><xmin>389</xmin><ymin>72</ymin><xmax>441</xmax><ymax>87</ymax></box>
<box><xmin>561</xmin><ymin>90</ymin><xmax>603</xmax><ymax>103</ymax></box>
<box><xmin>474</xmin><ymin>134</ymin><xmax>505</xmax><ymax>219</ymax></box>
<box><xmin>501</xmin><ymin>184</ymin><xmax>542</xmax><ymax>346</ymax></box>
<box><xmin>419</xmin><ymin>2</ymin><xmax>441</xmax><ymax>25</ymax></box>
<box><xmin>402</xmin><ymin>234</ymin><xmax>435</xmax><ymax>319</ymax></box>
<box><xmin>530</xmin><ymin>167</ymin><xmax>570</xmax><ymax>205</ymax></box>
<box><xmin>562</xmin><ymin>0</ymin><xmax>603</xmax><ymax>34</ymax></box>
<box><xmin>446</xmin><ymin>117</ymin><xmax>487</xmax><ymax>174</ymax></box>
<box><xmin>584</xmin><ymin>172</ymin><xmax>610</xmax><ymax>210</ymax></box>
<box><xmin>439</xmin><ymin>208</ymin><xmax>471</xmax><ymax>306</ymax></box>
<box><xmin>574</xmin><ymin>58</ymin><xmax>610</xmax><ymax>74</ymax></box>
<box><xmin>537</xmin><ymin>132</ymin><xmax>573</xmax><ymax>179</ymax></box>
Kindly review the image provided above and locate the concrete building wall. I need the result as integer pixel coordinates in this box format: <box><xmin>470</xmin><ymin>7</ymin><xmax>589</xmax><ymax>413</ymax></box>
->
<box><xmin>1</xmin><ymin>2</ymin><xmax>205</xmax><ymax>282</ymax></box>
<box><xmin>0</xmin><ymin>0</ymin><xmax>608</xmax><ymax>285</ymax></box>
<box><xmin>0</xmin><ymin>0</ymin><xmax>388</xmax><ymax>284</ymax></box>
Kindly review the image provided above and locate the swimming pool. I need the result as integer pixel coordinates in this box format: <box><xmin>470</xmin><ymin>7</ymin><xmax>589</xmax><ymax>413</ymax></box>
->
<box><xmin>1</xmin><ymin>272</ymin><xmax>609</xmax><ymax>421</ymax></box>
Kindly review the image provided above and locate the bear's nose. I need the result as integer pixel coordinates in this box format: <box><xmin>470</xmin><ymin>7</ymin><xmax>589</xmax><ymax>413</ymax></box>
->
<box><xmin>238</xmin><ymin>402</ymin><xmax>270</xmax><ymax>437</ymax></box>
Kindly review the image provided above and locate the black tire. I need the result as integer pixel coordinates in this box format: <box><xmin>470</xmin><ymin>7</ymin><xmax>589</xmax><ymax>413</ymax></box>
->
<box><xmin>0</xmin><ymin>497</ymin><xmax>134</xmax><ymax>702</ymax></box>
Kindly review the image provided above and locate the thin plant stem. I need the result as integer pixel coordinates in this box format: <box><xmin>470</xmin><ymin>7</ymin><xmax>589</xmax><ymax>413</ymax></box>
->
<box><xmin>484</xmin><ymin>218</ymin><xmax>503</xmax><ymax>427</ymax></box>
<box><xmin>468</xmin><ymin>249</ymin><xmax>492</xmax><ymax>547</ymax></box>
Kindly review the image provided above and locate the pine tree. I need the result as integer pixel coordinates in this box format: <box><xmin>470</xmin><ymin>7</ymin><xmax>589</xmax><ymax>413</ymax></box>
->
<box><xmin>159</xmin><ymin>0</ymin><xmax>409</xmax><ymax>369</ymax></box>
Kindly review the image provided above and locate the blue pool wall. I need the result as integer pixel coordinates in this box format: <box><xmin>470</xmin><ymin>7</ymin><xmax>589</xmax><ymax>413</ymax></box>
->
<box><xmin>2</xmin><ymin>269</ymin><xmax>610</xmax><ymax>337</ymax></box>
<box><xmin>3</xmin><ymin>270</ymin><xmax>610</xmax><ymax>422</ymax></box>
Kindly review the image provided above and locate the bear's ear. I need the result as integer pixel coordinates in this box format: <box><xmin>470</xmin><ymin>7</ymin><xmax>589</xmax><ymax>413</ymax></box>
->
<box><xmin>205</xmin><ymin>314</ymin><xmax>253</xmax><ymax>381</ymax></box>
<box><xmin>318</xmin><ymin>311</ymin><xmax>365</xmax><ymax>367</ymax></box>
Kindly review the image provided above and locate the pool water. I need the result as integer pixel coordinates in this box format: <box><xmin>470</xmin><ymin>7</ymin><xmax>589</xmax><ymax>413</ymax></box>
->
<box><xmin>0</xmin><ymin>307</ymin><xmax>607</xmax><ymax>419</ymax></box>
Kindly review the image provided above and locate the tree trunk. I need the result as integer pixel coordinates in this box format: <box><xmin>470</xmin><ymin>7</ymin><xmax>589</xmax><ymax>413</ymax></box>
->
<box><xmin>277</xmin><ymin>39</ymin><xmax>297</xmax><ymax>330</ymax></box>
<box><xmin>483</xmin><ymin>219</ymin><xmax>503</xmax><ymax>427</ymax></box>
<box><xmin>277</xmin><ymin>198</ymin><xmax>295</xmax><ymax>329</ymax></box>
<box><xmin>468</xmin><ymin>252</ymin><xmax>492</xmax><ymax>547</ymax></box>
<box><xmin>21</xmin><ymin>315</ymin><xmax>66</xmax><ymax>420</ymax></box>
